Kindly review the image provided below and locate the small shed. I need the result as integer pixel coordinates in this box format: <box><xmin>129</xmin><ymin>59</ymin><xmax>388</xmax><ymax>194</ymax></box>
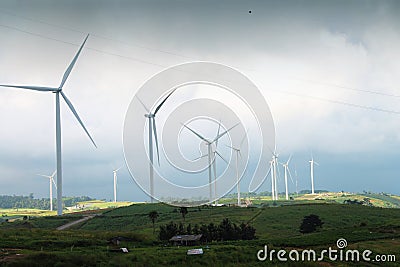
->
<box><xmin>169</xmin><ymin>234</ymin><xmax>203</xmax><ymax>246</ymax></box>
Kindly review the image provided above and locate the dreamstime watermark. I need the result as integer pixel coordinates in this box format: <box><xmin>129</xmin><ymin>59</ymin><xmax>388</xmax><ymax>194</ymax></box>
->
<box><xmin>257</xmin><ymin>238</ymin><xmax>397</xmax><ymax>263</ymax></box>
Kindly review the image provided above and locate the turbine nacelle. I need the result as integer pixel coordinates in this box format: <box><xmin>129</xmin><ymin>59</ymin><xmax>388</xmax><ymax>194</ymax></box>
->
<box><xmin>144</xmin><ymin>113</ymin><xmax>155</xmax><ymax>118</ymax></box>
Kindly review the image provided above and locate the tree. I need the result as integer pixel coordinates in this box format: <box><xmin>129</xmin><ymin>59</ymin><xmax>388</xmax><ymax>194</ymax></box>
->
<box><xmin>300</xmin><ymin>214</ymin><xmax>324</xmax><ymax>234</ymax></box>
<box><xmin>148</xmin><ymin>210</ymin><xmax>159</xmax><ymax>234</ymax></box>
<box><xmin>186</xmin><ymin>223</ymin><xmax>192</xmax><ymax>235</ymax></box>
<box><xmin>240</xmin><ymin>223</ymin><xmax>256</xmax><ymax>240</ymax></box>
<box><xmin>179</xmin><ymin>207</ymin><xmax>188</xmax><ymax>222</ymax></box>
<box><xmin>159</xmin><ymin>221</ymin><xmax>178</xmax><ymax>241</ymax></box>
<box><xmin>219</xmin><ymin>218</ymin><xmax>234</xmax><ymax>241</ymax></box>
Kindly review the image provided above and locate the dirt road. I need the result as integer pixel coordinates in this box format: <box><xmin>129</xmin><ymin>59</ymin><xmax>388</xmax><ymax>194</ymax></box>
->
<box><xmin>56</xmin><ymin>215</ymin><xmax>95</xmax><ymax>230</ymax></box>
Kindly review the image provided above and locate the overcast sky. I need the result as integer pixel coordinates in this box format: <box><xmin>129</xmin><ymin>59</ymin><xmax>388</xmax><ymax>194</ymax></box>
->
<box><xmin>0</xmin><ymin>0</ymin><xmax>399</xmax><ymax>201</ymax></box>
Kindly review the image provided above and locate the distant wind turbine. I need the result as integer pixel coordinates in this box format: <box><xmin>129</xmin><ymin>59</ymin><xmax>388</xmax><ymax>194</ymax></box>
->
<box><xmin>281</xmin><ymin>156</ymin><xmax>294</xmax><ymax>200</ymax></box>
<box><xmin>226</xmin><ymin>133</ymin><xmax>247</xmax><ymax>206</ymax></box>
<box><xmin>269</xmin><ymin>159</ymin><xmax>275</xmax><ymax>200</ymax></box>
<box><xmin>37</xmin><ymin>170</ymin><xmax>57</xmax><ymax>211</ymax></box>
<box><xmin>268</xmin><ymin>146</ymin><xmax>280</xmax><ymax>201</ymax></box>
<box><xmin>183</xmin><ymin>122</ymin><xmax>239</xmax><ymax>202</ymax></box>
<box><xmin>1</xmin><ymin>34</ymin><xmax>96</xmax><ymax>216</ymax></box>
<box><xmin>113</xmin><ymin>167</ymin><xmax>122</xmax><ymax>203</ymax></box>
<box><xmin>309</xmin><ymin>155</ymin><xmax>319</xmax><ymax>194</ymax></box>
<box><xmin>136</xmin><ymin>89</ymin><xmax>177</xmax><ymax>203</ymax></box>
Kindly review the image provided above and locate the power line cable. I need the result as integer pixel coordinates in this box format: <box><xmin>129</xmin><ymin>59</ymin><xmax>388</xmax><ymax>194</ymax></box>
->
<box><xmin>1</xmin><ymin>22</ymin><xmax>400</xmax><ymax>116</ymax></box>
<box><xmin>1</xmin><ymin>8</ymin><xmax>399</xmax><ymax>99</ymax></box>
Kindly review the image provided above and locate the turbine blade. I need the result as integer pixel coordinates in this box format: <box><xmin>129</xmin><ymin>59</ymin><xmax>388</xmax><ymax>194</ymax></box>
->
<box><xmin>215</xmin><ymin>120</ymin><xmax>222</xmax><ymax>147</ymax></box>
<box><xmin>152</xmin><ymin>118</ymin><xmax>160</xmax><ymax>165</ymax></box>
<box><xmin>59</xmin><ymin>34</ymin><xmax>89</xmax><ymax>88</ymax></box>
<box><xmin>193</xmin><ymin>153</ymin><xmax>208</xmax><ymax>161</ymax></box>
<box><xmin>37</xmin><ymin>174</ymin><xmax>51</xmax><ymax>178</ymax></box>
<box><xmin>276</xmin><ymin>162</ymin><xmax>281</xmax><ymax>179</ymax></box>
<box><xmin>51</xmin><ymin>177</ymin><xmax>57</xmax><ymax>189</ymax></box>
<box><xmin>314</xmin><ymin>161</ymin><xmax>319</xmax><ymax>166</ymax></box>
<box><xmin>182</xmin><ymin>123</ymin><xmax>208</xmax><ymax>142</ymax></box>
<box><xmin>266</xmin><ymin>166</ymin><xmax>271</xmax><ymax>178</ymax></box>
<box><xmin>136</xmin><ymin>96</ymin><xmax>150</xmax><ymax>113</ymax></box>
<box><xmin>287</xmin><ymin>154</ymin><xmax>292</xmax><ymax>165</ymax></box>
<box><xmin>0</xmin><ymin>84</ymin><xmax>56</xmax><ymax>92</ymax></box>
<box><xmin>61</xmin><ymin>92</ymin><xmax>97</xmax><ymax>148</ymax></box>
<box><xmin>153</xmin><ymin>88</ymin><xmax>177</xmax><ymax>115</ymax></box>
<box><xmin>288</xmin><ymin>168</ymin><xmax>295</xmax><ymax>184</ymax></box>
<box><xmin>51</xmin><ymin>170</ymin><xmax>57</xmax><ymax>178</ymax></box>
<box><xmin>116</xmin><ymin>166</ymin><xmax>123</xmax><ymax>172</ymax></box>
<box><xmin>225</xmin><ymin>144</ymin><xmax>235</xmax><ymax>150</ymax></box>
<box><xmin>215</xmin><ymin>150</ymin><xmax>228</xmax><ymax>164</ymax></box>
<box><xmin>212</xmin><ymin>122</ymin><xmax>239</xmax><ymax>143</ymax></box>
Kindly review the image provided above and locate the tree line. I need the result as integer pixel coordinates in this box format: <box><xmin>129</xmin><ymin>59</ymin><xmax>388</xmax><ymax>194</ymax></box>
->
<box><xmin>0</xmin><ymin>194</ymin><xmax>93</xmax><ymax>210</ymax></box>
<box><xmin>159</xmin><ymin>218</ymin><xmax>256</xmax><ymax>242</ymax></box>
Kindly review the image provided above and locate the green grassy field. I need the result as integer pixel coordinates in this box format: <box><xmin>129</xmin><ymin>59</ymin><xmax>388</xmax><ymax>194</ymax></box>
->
<box><xmin>1</xmin><ymin>200</ymin><xmax>399</xmax><ymax>266</ymax></box>
<box><xmin>0</xmin><ymin>200</ymin><xmax>133</xmax><ymax>222</ymax></box>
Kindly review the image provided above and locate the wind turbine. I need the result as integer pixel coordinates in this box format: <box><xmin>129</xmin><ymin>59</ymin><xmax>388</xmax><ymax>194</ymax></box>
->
<box><xmin>269</xmin><ymin>159</ymin><xmax>275</xmax><ymax>201</ymax></box>
<box><xmin>113</xmin><ymin>167</ymin><xmax>122</xmax><ymax>203</ymax></box>
<box><xmin>211</xmin><ymin>122</ymin><xmax>231</xmax><ymax>205</ymax></box>
<box><xmin>1</xmin><ymin>34</ymin><xmax>96</xmax><ymax>216</ymax></box>
<box><xmin>183</xmin><ymin>122</ymin><xmax>239</xmax><ymax>203</ymax></box>
<box><xmin>282</xmin><ymin>156</ymin><xmax>294</xmax><ymax>200</ymax></box>
<box><xmin>294</xmin><ymin>164</ymin><xmax>299</xmax><ymax>196</ymax></box>
<box><xmin>269</xmin><ymin>149</ymin><xmax>280</xmax><ymax>200</ymax></box>
<box><xmin>37</xmin><ymin>170</ymin><xmax>57</xmax><ymax>211</ymax></box>
<box><xmin>309</xmin><ymin>155</ymin><xmax>319</xmax><ymax>195</ymax></box>
<box><xmin>226</xmin><ymin>133</ymin><xmax>247</xmax><ymax>206</ymax></box>
<box><xmin>192</xmin><ymin>123</ymin><xmax>227</xmax><ymax>205</ymax></box>
<box><xmin>136</xmin><ymin>89</ymin><xmax>177</xmax><ymax>203</ymax></box>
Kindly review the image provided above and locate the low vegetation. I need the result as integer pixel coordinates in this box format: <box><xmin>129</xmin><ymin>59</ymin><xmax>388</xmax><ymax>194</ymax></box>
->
<box><xmin>0</xmin><ymin>193</ymin><xmax>399</xmax><ymax>266</ymax></box>
<box><xmin>0</xmin><ymin>195</ymin><xmax>93</xmax><ymax>210</ymax></box>
<box><xmin>158</xmin><ymin>218</ymin><xmax>256</xmax><ymax>242</ymax></box>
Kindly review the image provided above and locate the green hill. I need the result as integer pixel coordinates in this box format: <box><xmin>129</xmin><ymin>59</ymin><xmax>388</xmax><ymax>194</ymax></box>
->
<box><xmin>1</xmin><ymin>197</ymin><xmax>399</xmax><ymax>266</ymax></box>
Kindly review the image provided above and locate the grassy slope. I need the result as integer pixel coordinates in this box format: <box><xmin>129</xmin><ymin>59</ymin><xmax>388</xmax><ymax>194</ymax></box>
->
<box><xmin>1</xmin><ymin>203</ymin><xmax>399</xmax><ymax>266</ymax></box>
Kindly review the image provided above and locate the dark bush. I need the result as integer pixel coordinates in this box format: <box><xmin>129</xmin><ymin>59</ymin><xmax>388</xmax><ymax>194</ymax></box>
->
<box><xmin>300</xmin><ymin>214</ymin><xmax>324</xmax><ymax>234</ymax></box>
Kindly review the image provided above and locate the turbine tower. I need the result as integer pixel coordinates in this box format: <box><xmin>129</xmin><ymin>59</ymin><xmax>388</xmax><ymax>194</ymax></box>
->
<box><xmin>137</xmin><ymin>89</ymin><xmax>177</xmax><ymax>203</ymax></box>
<box><xmin>268</xmin><ymin>148</ymin><xmax>280</xmax><ymax>201</ymax></box>
<box><xmin>1</xmin><ymin>35</ymin><xmax>96</xmax><ymax>216</ymax></box>
<box><xmin>183</xmin><ymin>122</ymin><xmax>238</xmax><ymax>203</ymax></box>
<box><xmin>113</xmin><ymin>167</ymin><xmax>122</xmax><ymax>203</ymax></box>
<box><xmin>309</xmin><ymin>156</ymin><xmax>319</xmax><ymax>194</ymax></box>
<box><xmin>282</xmin><ymin>156</ymin><xmax>294</xmax><ymax>200</ymax></box>
<box><xmin>273</xmin><ymin>153</ymin><xmax>279</xmax><ymax>200</ymax></box>
<box><xmin>226</xmin><ymin>133</ymin><xmax>247</xmax><ymax>206</ymax></box>
<box><xmin>37</xmin><ymin>170</ymin><xmax>57</xmax><ymax>211</ymax></box>
<box><xmin>269</xmin><ymin>159</ymin><xmax>275</xmax><ymax>201</ymax></box>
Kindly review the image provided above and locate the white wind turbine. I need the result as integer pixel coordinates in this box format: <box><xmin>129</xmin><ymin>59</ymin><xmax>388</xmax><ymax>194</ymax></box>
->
<box><xmin>268</xmin><ymin>148</ymin><xmax>280</xmax><ymax>201</ymax></box>
<box><xmin>136</xmin><ymin>89</ymin><xmax>177</xmax><ymax>203</ymax></box>
<box><xmin>309</xmin><ymin>155</ymin><xmax>319</xmax><ymax>195</ymax></box>
<box><xmin>281</xmin><ymin>156</ymin><xmax>294</xmax><ymax>200</ymax></box>
<box><xmin>1</xmin><ymin>34</ymin><xmax>96</xmax><ymax>216</ymax></box>
<box><xmin>183</xmin><ymin>122</ymin><xmax>238</xmax><ymax>203</ymax></box>
<box><xmin>269</xmin><ymin>159</ymin><xmax>275</xmax><ymax>201</ymax></box>
<box><xmin>37</xmin><ymin>170</ymin><xmax>57</xmax><ymax>211</ymax></box>
<box><xmin>112</xmin><ymin>167</ymin><xmax>122</xmax><ymax>203</ymax></box>
<box><xmin>226</xmin><ymin>133</ymin><xmax>247</xmax><ymax>206</ymax></box>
